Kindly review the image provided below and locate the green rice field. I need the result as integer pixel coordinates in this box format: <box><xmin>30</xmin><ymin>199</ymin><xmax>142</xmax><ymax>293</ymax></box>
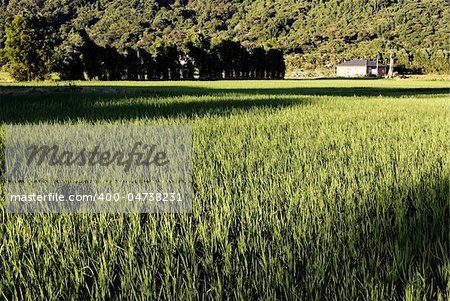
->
<box><xmin>0</xmin><ymin>79</ymin><xmax>449</xmax><ymax>300</ymax></box>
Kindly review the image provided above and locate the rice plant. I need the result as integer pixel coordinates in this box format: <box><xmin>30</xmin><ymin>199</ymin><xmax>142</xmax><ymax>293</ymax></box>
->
<box><xmin>0</xmin><ymin>79</ymin><xmax>448</xmax><ymax>300</ymax></box>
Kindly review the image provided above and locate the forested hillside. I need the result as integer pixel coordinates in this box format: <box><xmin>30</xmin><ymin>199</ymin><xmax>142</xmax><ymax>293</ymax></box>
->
<box><xmin>0</xmin><ymin>0</ymin><xmax>449</xmax><ymax>76</ymax></box>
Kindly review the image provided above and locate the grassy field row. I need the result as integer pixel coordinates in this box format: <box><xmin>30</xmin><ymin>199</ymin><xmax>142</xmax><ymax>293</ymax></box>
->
<box><xmin>0</xmin><ymin>80</ymin><xmax>449</xmax><ymax>300</ymax></box>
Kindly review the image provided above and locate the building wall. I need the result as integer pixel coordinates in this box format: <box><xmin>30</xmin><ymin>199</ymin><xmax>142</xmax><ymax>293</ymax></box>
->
<box><xmin>368</xmin><ymin>67</ymin><xmax>387</xmax><ymax>76</ymax></box>
<box><xmin>336</xmin><ymin>66</ymin><xmax>367</xmax><ymax>77</ymax></box>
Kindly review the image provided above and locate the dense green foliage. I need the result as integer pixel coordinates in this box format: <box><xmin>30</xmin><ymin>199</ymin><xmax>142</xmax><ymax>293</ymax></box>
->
<box><xmin>0</xmin><ymin>80</ymin><xmax>449</xmax><ymax>300</ymax></box>
<box><xmin>2</xmin><ymin>11</ymin><xmax>53</xmax><ymax>80</ymax></box>
<box><xmin>1</xmin><ymin>0</ymin><xmax>449</xmax><ymax>75</ymax></box>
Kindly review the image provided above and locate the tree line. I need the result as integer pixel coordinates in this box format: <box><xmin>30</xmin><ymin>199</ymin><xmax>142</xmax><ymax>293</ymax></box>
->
<box><xmin>1</xmin><ymin>0</ymin><xmax>449</xmax><ymax>79</ymax></box>
<box><xmin>0</xmin><ymin>11</ymin><xmax>285</xmax><ymax>81</ymax></box>
<box><xmin>1</xmin><ymin>0</ymin><xmax>448</xmax><ymax>76</ymax></box>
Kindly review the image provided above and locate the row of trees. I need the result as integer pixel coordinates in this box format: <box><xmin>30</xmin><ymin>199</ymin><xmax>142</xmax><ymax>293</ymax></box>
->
<box><xmin>56</xmin><ymin>32</ymin><xmax>285</xmax><ymax>81</ymax></box>
<box><xmin>1</xmin><ymin>12</ymin><xmax>285</xmax><ymax>81</ymax></box>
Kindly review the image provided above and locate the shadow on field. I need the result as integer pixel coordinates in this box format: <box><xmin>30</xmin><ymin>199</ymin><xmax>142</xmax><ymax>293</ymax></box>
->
<box><xmin>0</xmin><ymin>85</ymin><xmax>449</xmax><ymax>98</ymax></box>
<box><xmin>0</xmin><ymin>84</ymin><xmax>448</xmax><ymax>123</ymax></box>
<box><xmin>0</xmin><ymin>95</ymin><xmax>312</xmax><ymax>123</ymax></box>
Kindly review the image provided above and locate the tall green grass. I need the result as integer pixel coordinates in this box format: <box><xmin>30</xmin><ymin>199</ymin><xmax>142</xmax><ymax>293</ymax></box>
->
<box><xmin>0</xmin><ymin>80</ymin><xmax>449</xmax><ymax>300</ymax></box>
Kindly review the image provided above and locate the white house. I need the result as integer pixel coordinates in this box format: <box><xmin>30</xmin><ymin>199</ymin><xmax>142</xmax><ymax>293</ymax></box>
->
<box><xmin>336</xmin><ymin>59</ymin><xmax>387</xmax><ymax>77</ymax></box>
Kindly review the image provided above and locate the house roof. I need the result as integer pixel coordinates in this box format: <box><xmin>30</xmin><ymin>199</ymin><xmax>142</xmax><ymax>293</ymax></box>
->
<box><xmin>337</xmin><ymin>59</ymin><xmax>385</xmax><ymax>67</ymax></box>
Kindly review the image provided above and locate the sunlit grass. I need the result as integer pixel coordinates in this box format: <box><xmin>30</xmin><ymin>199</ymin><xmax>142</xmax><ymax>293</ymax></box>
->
<box><xmin>0</xmin><ymin>79</ymin><xmax>449</xmax><ymax>300</ymax></box>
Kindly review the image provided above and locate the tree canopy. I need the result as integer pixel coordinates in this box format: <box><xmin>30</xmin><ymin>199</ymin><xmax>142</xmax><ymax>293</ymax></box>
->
<box><xmin>2</xmin><ymin>11</ymin><xmax>53</xmax><ymax>80</ymax></box>
<box><xmin>0</xmin><ymin>0</ymin><xmax>448</xmax><ymax>78</ymax></box>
